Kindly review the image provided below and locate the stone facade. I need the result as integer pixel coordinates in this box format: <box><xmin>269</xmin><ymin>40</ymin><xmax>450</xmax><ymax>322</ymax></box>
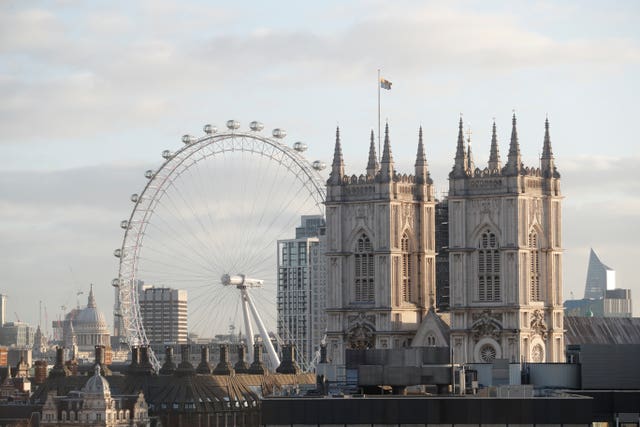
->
<box><xmin>448</xmin><ymin>116</ymin><xmax>564</xmax><ymax>363</ymax></box>
<box><xmin>325</xmin><ymin>126</ymin><xmax>436</xmax><ymax>364</ymax></box>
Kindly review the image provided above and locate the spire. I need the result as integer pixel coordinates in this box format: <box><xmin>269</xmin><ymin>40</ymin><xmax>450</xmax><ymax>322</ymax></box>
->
<box><xmin>450</xmin><ymin>116</ymin><xmax>468</xmax><ymax>178</ymax></box>
<box><xmin>366</xmin><ymin>129</ymin><xmax>378</xmax><ymax>178</ymax></box>
<box><xmin>465</xmin><ymin>127</ymin><xmax>475</xmax><ymax>172</ymax></box>
<box><xmin>504</xmin><ymin>112</ymin><xmax>522</xmax><ymax>175</ymax></box>
<box><xmin>541</xmin><ymin>117</ymin><xmax>559</xmax><ymax>178</ymax></box>
<box><xmin>87</xmin><ymin>284</ymin><xmax>96</xmax><ymax>308</ymax></box>
<box><xmin>488</xmin><ymin>119</ymin><xmax>501</xmax><ymax>171</ymax></box>
<box><xmin>379</xmin><ymin>122</ymin><xmax>394</xmax><ymax>182</ymax></box>
<box><xmin>328</xmin><ymin>126</ymin><xmax>345</xmax><ymax>185</ymax></box>
<box><xmin>542</xmin><ymin>117</ymin><xmax>553</xmax><ymax>157</ymax></box>
<box><xmin>415</xmin><ymin>126</ymin><xmax>431</xmax><ymax>184</ymax></box>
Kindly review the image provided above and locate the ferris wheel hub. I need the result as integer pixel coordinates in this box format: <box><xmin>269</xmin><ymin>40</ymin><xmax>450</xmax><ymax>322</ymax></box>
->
<box><xmin>220</xmin><ymin>273</ymin><xmax>264</xmax><ymax>289</ymax></box>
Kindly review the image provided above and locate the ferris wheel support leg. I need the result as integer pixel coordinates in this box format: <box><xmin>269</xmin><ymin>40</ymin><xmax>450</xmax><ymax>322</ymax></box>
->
<box><xmin>241</xmin><ymin>290</ymin><xmax>255</xmax><ymax>363</ymax></box>
<box><xmin>244</xmin><ymin>288</ymin><xmax>281</xmax><ymax>368</ymax></box>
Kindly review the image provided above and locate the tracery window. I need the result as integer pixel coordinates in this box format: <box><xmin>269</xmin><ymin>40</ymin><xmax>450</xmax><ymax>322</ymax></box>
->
<box><xmin>479</xmin><ymin>343</ymin><xmax>497</xmax><ymax>362</ymax></box>
<box><xmin>529</xmin><ymin>232</ymin><xmax>541</xmax><ymax>301</ymax></box>
<box><xmin>478</xmin><ymin>231</ymin><xmax>500</xmax><ymax>302</ymax></box>
<box><xmin>426</xmin><ymin>334</ymin><xmax>436</xmax><ymax>346</ymax></box>
<box><xmin>401</xmin><ymin>233</ymin><xmax>412</xmax><ymax>302</ymax></box>
<box><xmin>354</xmin><ymin>234</ymin><xmax>375</xmax><ymax>303</ymax></box>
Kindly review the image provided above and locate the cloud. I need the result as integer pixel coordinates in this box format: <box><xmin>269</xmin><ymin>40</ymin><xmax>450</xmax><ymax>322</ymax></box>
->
<box><xmin>562</xmin><ymin>155</ymin><xmax>640</xmax><ymax>209</ymax></box>
<box><xmin>1</xmin><ymin>2</ymin><xmax>638</xmax><ymax>143</ymax></box>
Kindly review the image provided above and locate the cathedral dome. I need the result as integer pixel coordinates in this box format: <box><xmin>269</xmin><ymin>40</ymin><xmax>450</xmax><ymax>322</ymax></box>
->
<box><xmin>64</xmin><ymin>285</ymin><xmax>111</xmax><ymax>352</ymax></box>
<box><xmin>73</xmin><ymin>286</ymin><xmax>109</xmax><ymax>333</ymax></box>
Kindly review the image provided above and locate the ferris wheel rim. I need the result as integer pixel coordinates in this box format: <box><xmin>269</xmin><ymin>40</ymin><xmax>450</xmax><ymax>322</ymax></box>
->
<box><xmin>115</xmin><ymin>127</ymin><xmax>327</xmax><ymax>372</ymax></box>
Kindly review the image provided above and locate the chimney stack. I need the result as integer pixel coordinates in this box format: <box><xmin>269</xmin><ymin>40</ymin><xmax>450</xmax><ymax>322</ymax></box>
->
<box><xmin>234</xmin><ymin>345</ymin><xmax>250</xmax><ymax>374</ymax></box>
<box><xmin>196</xmin><ymin>345</ymin><xmax>213</xmax><ymax>374</ymax></box>
<box><xmin>248</xmin><ymin>342</ymin><xmax>266</xmax><ymax>375</ymax></box>
<box><xmin>159</xmin><ymin>346</ymin><xmax>176</xmax><ymax>375</ymax></box>
<box><xmin>212</xmin><ymin>344</ymin><xmax>234</xmax><ymax>375</ymax></box>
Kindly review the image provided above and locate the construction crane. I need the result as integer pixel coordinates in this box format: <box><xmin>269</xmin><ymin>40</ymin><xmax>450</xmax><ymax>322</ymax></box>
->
<box><xmin>43</xmin><ymin>303</ymin><xmax>50</xmax><ymax>339</ymax></box>
<box><xmin>76</xmin><ymin>290</ymin><xmax>84</xmax><ymax>308</ymax></box>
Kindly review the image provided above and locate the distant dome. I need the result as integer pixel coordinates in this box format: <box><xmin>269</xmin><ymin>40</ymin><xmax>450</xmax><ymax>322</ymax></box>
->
<box><xmin>82</xmin><ymin>365</ymin><xmax>111</xmax><ymax>398</ymax></box>
<box><xmin>64</xmin><ymin>285</ymin><xmax>111</xmax><ymax>351</ymax></box>
<box><xmin>74</xmin><ymin>286</ymin><xmax>109</xmax><ymax>333</ymax></box>
<box><xmin>74</xmin><ymin>308</ymin><xmax>108</xmax><ymax>332</ymax></box>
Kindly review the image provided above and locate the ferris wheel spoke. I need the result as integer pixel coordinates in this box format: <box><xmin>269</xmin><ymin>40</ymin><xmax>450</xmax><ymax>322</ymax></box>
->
<box><xmin>242</xmin><ymin>187</ymin><xmax>315</xmax><ymax>272</ymax></box>
<box><xmin>136</xmin><ymin>231</ymin><xmax>217</xmax><ymax>276</ymax></box>
<box><xmin>152</xmin><ymin>193</ymin><xmax>216</xmax><ymax>268</ymax></box>
<box><xmin>164</xmin><ymin>182</ymin><xmax>222</xmax><ymax>264</ymax></box>
<box><xmin>230</xmin><ymin>150</ymin><xmax>280</xmax><ymax>273</ymax></box>
<box><xmin>236</xmin><ymin>145</ymin><xmax>270</xmax><ymax>253</ymax></box>
<box><xmin>155</xmin><ymin>185</ymin><xmax>225</xmax><ymax>274</ymax></box>
<box><xmin>189</xmin><ymin>295</ymin><xmax>220</xmax><ymax>335</ymax></box>
<box><xmin>136</xmin><ymin>258</ymin><xmax>215</xmax><ymax>283</ymax></box>
<box><xmin>141</xmin><ymin>224</ymin><xmax>220</xmax><ymax>277</ymax></box>
<box><xmin>178</xmin><ymin>155</ymin><xmax>231</xmax><ymax>271</ymax></box>
<box><xmin>236</xmin><ymin>168</ymin><xmax>305</xmax><ymax>271</ymax></box>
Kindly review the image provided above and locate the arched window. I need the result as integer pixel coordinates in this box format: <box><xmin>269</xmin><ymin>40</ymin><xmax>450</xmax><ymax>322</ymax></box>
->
<box><xmin>401</xmin><ymin>233</ymin><xmax>412</xmax><ymax>302</ymax></box>
<box><xmin>529</xmin><ymin>232</ymin><xmax>541</xmax><ymax>301</ymax></box>
<box><xmin>426</xmin><ymin>334</ymin><xmax>436</xmax><ymax>346</ymax></box>
<box><xmin>354</xmin><ymin>234</ymin><xmax>374</xmax><ymax>303</ymax></box>
<box><xmin>478</xmin><ymin>231</ymin><xmax>500</xmax><ymax>302</ymax></box>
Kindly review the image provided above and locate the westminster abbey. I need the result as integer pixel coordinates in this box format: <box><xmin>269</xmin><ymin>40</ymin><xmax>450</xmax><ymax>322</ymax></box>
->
<box><xmin>324</xmin><ymin>115</ymin><xmax>564</xmax><ymax>364</ymax></box>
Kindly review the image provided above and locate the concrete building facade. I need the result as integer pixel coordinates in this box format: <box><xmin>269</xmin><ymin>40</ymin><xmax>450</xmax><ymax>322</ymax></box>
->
<box><xmin>138</xmin><ymin>284</ymin><xmax>188</xmax><ymax>353</ymax></box>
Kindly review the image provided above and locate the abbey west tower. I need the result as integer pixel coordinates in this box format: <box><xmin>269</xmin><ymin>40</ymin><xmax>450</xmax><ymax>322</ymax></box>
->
<box><xmin>448</xmin><ymin>115</ymin><xmax>564</xmax><ymax>363</ymax></box>
<box><xmin>325</xmin><ymin>125</ymin><xmax>436</xmax><ymax>364</ymax></box>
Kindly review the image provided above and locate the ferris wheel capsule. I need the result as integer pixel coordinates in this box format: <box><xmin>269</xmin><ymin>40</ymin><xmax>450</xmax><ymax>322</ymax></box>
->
<box><xmin>111</xmin><ymin>278</ymin><xmax>120</xmax><ymax>287</ymax></box>
<box><xmin>272</xmin><ymin>128</ymin><xmax>287</xmax><ymax>139</ymax></box>
<box><xmin>226</xmin><ymin>120</ymin><xmax>241</xmax><ymax>130</ymax></box>
<box><xmin>144</xmin><ymin>170</ymin><xmax>154</xmax><ymax>179</ymax></box>
<box><xmin>114</xmin><ymin>249</ymin><xmax>122</xmax><ymax>258</ymax></box>
<box><xmin>162</xmin><ymin>150</ymin><xmax>172</xmax><ymax>159</ymax></box>
<box><xmin>182</xmin><ymin>134</ymin><xmax>195</xmax><ymax>144</ymax></box>
<box><xmin>293</xmin><ymin>141</ymin><xmax>307</xmax><ymax>152</ymax></box>
<box><xmin>120</xmin><ymin>220</ymin><xmax>129</xmax><ymax>229</ymax></box>
<box><xmin>249</xmin><ymin>121</ymin><xmax>264</xmax><ymax>131</ymax></box>
<box><xmin>312</xmin><ymin>160</ymin><xmax>326</xmax><ymax>171</ymax></box>
<box><xmin>130</xmin><ymin>194</ymin><xmax>139</xmax><ymax>203</ymax></box>
<box><xmin>203</xmin><ymin>124</ymin><xmax>217</xmax><ymax>135</ymax></box>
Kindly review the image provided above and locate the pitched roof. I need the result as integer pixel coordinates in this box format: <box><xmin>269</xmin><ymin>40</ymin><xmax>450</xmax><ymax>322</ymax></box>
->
<box><xmin>565</xmin><ymin>316</ymin><xmax>640</xmax><ymax>345</ymax></box>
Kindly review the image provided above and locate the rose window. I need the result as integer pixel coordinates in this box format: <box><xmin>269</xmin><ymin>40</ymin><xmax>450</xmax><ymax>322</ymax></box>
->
<box><xmin>479</xmin><ymin>344</ymin><xmax>497</xmax><ymax>362</ymax></box>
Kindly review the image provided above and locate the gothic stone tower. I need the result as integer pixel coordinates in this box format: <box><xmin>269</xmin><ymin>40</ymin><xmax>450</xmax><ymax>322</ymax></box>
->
<box><xmin>448</xmin><ymin>115</ymin><xmax>564</xmax><ymax>363</ymax></box>
<box><xmin>325</xmin><ymin>125</ymin><xmax>436</xmax><ymax>364</ymax></box>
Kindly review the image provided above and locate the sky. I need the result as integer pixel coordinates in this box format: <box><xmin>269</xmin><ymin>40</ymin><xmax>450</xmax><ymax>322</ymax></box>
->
<box><xmin>1</xmin><ymin>0</ymin><xmax>639</xmax><ymax>332</ymax></box>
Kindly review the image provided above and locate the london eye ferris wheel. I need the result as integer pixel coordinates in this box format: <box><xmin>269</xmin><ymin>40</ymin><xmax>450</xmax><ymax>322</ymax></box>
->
<box><xmin>113</xmin><ymin>120</ymin><xmax>326</xmax><ymax>371</ymax></box>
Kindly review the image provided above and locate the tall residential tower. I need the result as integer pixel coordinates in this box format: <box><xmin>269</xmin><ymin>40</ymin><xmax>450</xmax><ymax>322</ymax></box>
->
<box><xmin>277</xmin><ymin>215</ymin><xmax>326</xmax><ymax>369</ymax></box>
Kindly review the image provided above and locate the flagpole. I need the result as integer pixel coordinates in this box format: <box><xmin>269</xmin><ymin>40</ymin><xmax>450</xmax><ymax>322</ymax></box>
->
<box><xmin>377</xmin><ymin>69</ymin><xmax>381</xmax><ymax>162</ymax></box>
